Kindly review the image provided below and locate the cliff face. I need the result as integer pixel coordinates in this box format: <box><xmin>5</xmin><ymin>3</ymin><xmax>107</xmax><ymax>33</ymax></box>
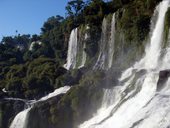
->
<box><xmin>70</xmin><ymin>0</ymin><xmax>164</xmax><ymax>71</ymax></box>
<box><xmin>25</xmin><ymin>0</ymin><xmax>170</xmax><ymax>128</ymax></box>
<box><xmin>3</xmin><ymin>0</ymin><xmax>170</xmax><ymax>128</ymax></box>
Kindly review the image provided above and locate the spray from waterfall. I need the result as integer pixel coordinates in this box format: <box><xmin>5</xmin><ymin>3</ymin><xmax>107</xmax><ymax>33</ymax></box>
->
<box><xmin>94</xmin><ymin>14</ymin><xmax>116</xmax><ymax>70</ymax></box>
<box><xmin>94</xmin><ymin>17</ymin><xmax>107</xmax><ymax>70</ymax></box>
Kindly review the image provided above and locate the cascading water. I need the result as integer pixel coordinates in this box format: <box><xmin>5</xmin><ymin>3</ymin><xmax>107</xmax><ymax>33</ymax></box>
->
<box><xmin>64</xmin><ymin>26</ymin><xmax>88</xmax><ymax>70</ymax></box>
<box><xmin>79</xmin><ymin>0</ymin><xmax>170</xmax><ymax>128</ymax></box>
<box><xmin>39</xmin><ymin>86</ymin><xmax>70</xmax><ymax>101</ymax></box>
<box><xmin>9</xmin><ymin>108</ymin><xmax>31</xmax><ymax>128</ymax></box>
<box><xmin>78</xmin><ymin>42</ymin><xmax>87</xmax><ymax>68</ymax></box>
<box><xmin>144</xmin><ymin>0</ymin><xmax>169</xmax><ymax>69</ymax></box>
<box><xmin>94</xmin><ymin>14</ymin><xmax>116</xmax><ymax>70</ymax></box>
<box><xmin>77</xmin><ymin>25</ymin><xmax>89</xmax><ymax>68</ymax></box>
<box><xmin>93</xmin><ymin>17</ymin><xmax>108</xmax><ymax>70</ymax></box>
<box><xmin>9</xmin><ymin>86</ymin><xmax>71</xmax><ymax>128</ymax></box>
<box><xmin>64</xmin><ymin>28</ymin><xmax>78</xmax><ymax>70</ymax></box>
<box><xmin>108</xmin><ymin>13</ymin><xmax>115</xmax><ymax>69</ymax></box>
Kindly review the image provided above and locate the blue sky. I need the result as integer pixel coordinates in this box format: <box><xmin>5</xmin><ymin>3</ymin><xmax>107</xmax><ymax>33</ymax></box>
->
<box><xmin>0</xmin><ymin>0</ymin><xmax>68</xmax><ymax>41</ymax></box>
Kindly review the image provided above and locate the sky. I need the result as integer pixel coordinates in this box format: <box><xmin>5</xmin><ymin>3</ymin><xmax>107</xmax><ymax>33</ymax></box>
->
<box><xmin>0</xmin><ymin>0</ymin><xmax>68</xmax><ymax>41</ymax></box>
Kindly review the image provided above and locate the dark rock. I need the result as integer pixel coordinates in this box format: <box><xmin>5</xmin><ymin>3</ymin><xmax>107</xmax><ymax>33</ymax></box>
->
<box><xmin>26</xmin><ymin>94</ymin><xmax>64</xmax><ymax>128</ymax></box>
<box><xmin>0</xmin><ymin>100</ymin><xmax>25</xmax><ymax>128</ymax></box>
<box><xmin>157</xmin><ymin>69</ymin><xmax>170</xmax><ymax>91</ymax></box>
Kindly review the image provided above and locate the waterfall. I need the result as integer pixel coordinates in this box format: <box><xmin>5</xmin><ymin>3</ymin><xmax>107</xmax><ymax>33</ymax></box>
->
<box><xmin>29</xmin><ymin>41</ymin><xmax>42</xmax><ymax>51</ymax></box>
<box><xmin>64</xmin><ymin>26</ymin><xmax>88</xmax><ymax>70</ymax></box>
<box><xmin>144</xmin><ymin>0</ymin><xmax>169</xmax><ymax>69</ymax></box>
<box><xmin>39</xmin><ymin>86</ymin><xmax>70</xmax><ymax>101</ymax></box>
<box><xmin>79</xmin><ymin>0</ymin><xmax>170</xmax><ymax>128</ymax></box>
<box><xmin>64</xmin><ymin>28</ymin><xmax>78</xmax><ymax>70</ymax></box>
<box><xmin>94</xmin><ymin>14</ymin><xmax>116</xmax><ymax>70</ymax></box>
<box><xmin>10</xmin><ymin>86</ymin><xmax>71</xmax><ymax>128</ymax></box>
<box><xmin>78</xmin><ymin>42</ymin><xmax>87</xmax><ymax>68</ymax></box>
<box><xmin>94</xmin><ymin>17</ymin><xmax>108</xmax><ymax>70</ymax></box>
<box><xmin>10</xmin><ymin>108</ymin><xmax>31</xmax><ymax>128</ymax></box>
<box><xmin>108</xmin><ymin>13</ymin><xmax>116</xmax><ymax>69</ymax></box>
<box><xmin>77</xmin><ymin>25</ymin><xmax>89</xmax><ymax>68</ymax></box>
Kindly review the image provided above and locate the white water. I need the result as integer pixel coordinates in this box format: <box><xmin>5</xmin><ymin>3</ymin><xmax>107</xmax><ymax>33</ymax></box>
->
<box><xmin>79</xmin><ymin>1</ymin><xmax>170</xmax><ymax>128</ymax></box>
<box><xmin>4</xmin><ymin>98</ymin><xmax>33</xmax><ymax>103</ymax></box>
<box><xmin>81</xmin><ymin>26</ymin><xmax>89</xmax><ymax>68</ymax></box>
<box><xmin>64</xmin><ymin>26</ymin><xmax>88</xmax><ymax>70</ymax></box>
<box><xmin>78</xmin><ymin>26</ymin><xmax>89</xmax><ymax>68</ymax></box>
<box><xmin>144</xmin><ymin>1</ymin><xmax>169</xmax><ymax>69</ymax></box>
<box><xmin>64</xmin><ymin>28</ymin><xmax>78</xmax><ymax>70</ymax></box>
<box><xmin>39</xmin><ymin>86</ymin><xmax>70</xmax><ymax>101</ymax></box>
<box><xmin>79</xmin><ymin>42</ymin><xmax>87</xmax><ymax>68</ymax></box>
<box><xmin>94</xmin><ymin>14</ymin><xmax>116</xmax><ymax>70</ymax></box>
<box><xmin>29</xmin><ymin>41</ymin><xmax>42</xmax><ymax>51</ymax></box>
<box><xmin>108</xmin><ymin>13</ymin><xmax>116</xmax><ymax>69</ymax></box>
<box><xmin>10</xmin><ymin>108</ymin><xmax>31</xmax><ymax>128</ymax></box>
<box><xmin>94</xmin><ymin>17</ymin><xmax>107</xmax><ymax>69</ymax></box>
<box><xmin>10</xmin><ymin>86</ymin><xmax>71</xmax><ymax>128</ymax></box>
<box><xmin>2</xmin><ymin>88</ymin><xmax>7</xmax><ymax>93</ymax></box>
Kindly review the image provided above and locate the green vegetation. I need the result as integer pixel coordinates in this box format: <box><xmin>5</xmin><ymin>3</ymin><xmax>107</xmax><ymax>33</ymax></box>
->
<box><xmin>0</xmin><ymin>0</ymin><xmax>132</xmax><ymax>100</ymax></box>
<box><xmin>27</xmin><ymin>70</ymin><xmax>105</xmax><ymax>128</ymax></box>
<box><xmin>0</xmin><ymin>57</ymin><xmax>67</xmax><ymax>99</ymax></box>
<box><xmin>116</xmin><ymin>0</ymin><xmax>162</xmax><ymax>41</ymax></box>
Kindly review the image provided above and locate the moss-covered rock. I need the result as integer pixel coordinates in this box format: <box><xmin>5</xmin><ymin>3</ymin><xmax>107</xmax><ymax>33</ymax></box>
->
<box><xmin>0</xmin><ymin>100</ymin><xmax>25</xmax><ymax>128</ymax></box>
<box><xmin>26</xmin><ymin>70</ymin><xmax>105</xmax><ymax>128</ymax></box>
<box><xmin>116</xmin><ymin>0</ymin><xmax>159</xmax><ymax>42</ymax></box>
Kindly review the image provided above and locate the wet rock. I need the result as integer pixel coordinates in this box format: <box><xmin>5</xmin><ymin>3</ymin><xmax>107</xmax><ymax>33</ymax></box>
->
<box><xmin>26</xmin><ymin>94</ymin><xmax>64</xmax><ymax>128</ymax></box>
<box><xmin>0</xmin><ymin>100</ymin><xmax>25</xmax><ymax>128</ymax></box>
<box><xmin>157</xmin><ymin>69</ymin><xmax>170</xmax><ymax>91</ymax></box>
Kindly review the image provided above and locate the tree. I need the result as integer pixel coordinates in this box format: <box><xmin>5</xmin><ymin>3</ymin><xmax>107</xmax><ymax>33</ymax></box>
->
<box><xmin>41</xmin><ymin>15</ymin><xmax>64</xmax><ymax>33</ymax></box>
<box><xmin>31</xmin><ymin>34</ymin><xmax>40</xmax><ymax>42</ymax></box>
<box><xmin>1</xmin><ymin>35</ymin><xmax>31</xmax><ymax>50</ymax></box>
<box><xmin>66</xmin><ymin>0</ymin><xmax>85</xmax><ymax>17</ymax></box>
